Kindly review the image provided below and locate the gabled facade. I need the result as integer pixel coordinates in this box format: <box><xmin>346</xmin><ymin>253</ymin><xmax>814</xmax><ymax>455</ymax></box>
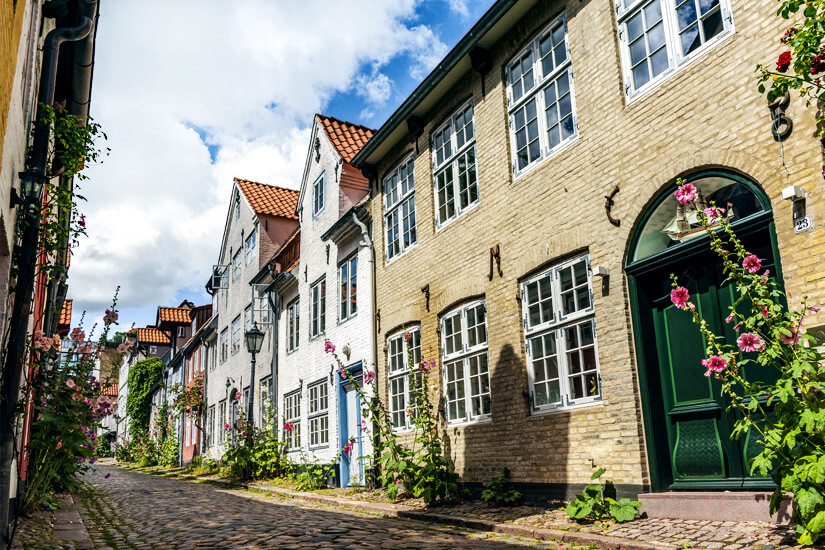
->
<box><xmin>269</xmin><ymin>115</ymin><xmax>375</xmax><ymax>486</ymax></box>
<box><xmin>178</xmin><ymin>309</ymin><xmax>215</xmax><ymax>465</ymax></box>
<box><xmin>204</xmin><ymin>178</ymin><xmax>298</xmax><ymax>458</ymax></box>
<box><xmin>352</xmin><ymin>0</ymin><xmax>825</xmax><ymax>502</ymax></box>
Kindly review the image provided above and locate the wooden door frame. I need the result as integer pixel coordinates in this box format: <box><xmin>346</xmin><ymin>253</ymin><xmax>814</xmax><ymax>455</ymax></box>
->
<box><xmin>624</xmin><ymin>169</ymin><xmax>779</xmax><ymax>492</ymax></box>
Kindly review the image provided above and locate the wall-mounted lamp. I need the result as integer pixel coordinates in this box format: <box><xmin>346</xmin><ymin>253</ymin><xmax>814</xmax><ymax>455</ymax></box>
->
<box><xmin>342</xmin><ymin>344</ymin><xmax>351</xmax><ymax>361</ymax></box>
<box><xmin>782</xmin><ymin>185</ymin><xmax>808</xmax><ymax>225</ymax></box>
<box><xmin>592</xmin><ymin>266</ymin><xmax>610</xmax><ymax>278</ymax></box>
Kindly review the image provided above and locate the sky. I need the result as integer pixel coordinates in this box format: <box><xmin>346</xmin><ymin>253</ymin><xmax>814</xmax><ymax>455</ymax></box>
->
<box><xmin>70</xmin><ymin>0</ymin><xmax>496</xmax><ymax>334</ymax></box>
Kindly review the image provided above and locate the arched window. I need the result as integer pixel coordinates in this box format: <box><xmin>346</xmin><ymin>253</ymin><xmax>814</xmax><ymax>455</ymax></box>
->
<box><xmin>631</xmin><ymin>171</ymin><xmax>769</xmax><ymax>263</ymax></box>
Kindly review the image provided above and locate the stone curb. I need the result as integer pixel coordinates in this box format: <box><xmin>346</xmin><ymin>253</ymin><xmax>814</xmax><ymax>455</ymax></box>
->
<box><xmin>53</xmin><ymin>494</ymin><xmax>94</xmax><ymax>549</ymax></box>
<box><xmin>122</xmin><ymin>464</ymin><xmax>674</xmax><ymax>550</ymax></box>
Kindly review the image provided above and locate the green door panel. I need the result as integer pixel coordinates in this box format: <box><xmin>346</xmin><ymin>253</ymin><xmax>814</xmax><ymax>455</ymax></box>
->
<box><xmin>673</xmin><ymin>417</ymin><xmax>726</xmax><ymax>479</ymax></box>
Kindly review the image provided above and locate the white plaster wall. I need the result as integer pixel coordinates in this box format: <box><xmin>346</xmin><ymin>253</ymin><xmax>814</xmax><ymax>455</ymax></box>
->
<box><xmin>204</xmin><ymin>184</ymin><xmax>274</xmax><ymax>458</ymax></box>
<box><xmin>275</xmin><ymin>122</ymin><xmax>374</xmax><ymax>467</ymax></box>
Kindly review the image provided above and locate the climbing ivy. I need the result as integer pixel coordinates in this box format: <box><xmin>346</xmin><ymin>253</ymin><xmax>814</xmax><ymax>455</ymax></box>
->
<box><xmin>126</xmin><ymin>357</ymin><xmax>164</xmax><ymax>438</ymax></box>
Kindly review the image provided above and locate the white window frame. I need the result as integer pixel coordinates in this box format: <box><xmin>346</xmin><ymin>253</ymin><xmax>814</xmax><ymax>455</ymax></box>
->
<box><xmin>149</xmin><ymin>345</ymin><xmax>157</xmax><ymax>355</ymax></box>
<box><xmin>232</xmin><ymin>249</ymin><xmax>243</xmax><ymax>281</ymax></box>
<box><xmin>283</xmin><ymin>390</ymin><xmax>301</xmax><ymax>450</ymax></box>
<box><xmin>506</xmin><ymin>13</ymin><xmax>578</xmax><ymax>177</ymax></box>
<box><xmin>231</xmin><ymin>315</ymin><xmax>241</xmax><ymax>355</ymax></box>
<box><xmin>209</xmin><ymin>339</ymin><xmax>217</xmax><ymax>371</ymax></box>
<box><xmin>219</xmin><ymin>329</ymin><xmax>228</xmax><ymax>363</ymax></box>
<box><xmin>441</xmin><ymin>300</ymin><xmax>491</xmax><ymax>425</ymax></box>
<box><xmin>259</xmin><ymin>377</ymin><xmax>272</xmax><ymax>427</ymax></box>
<box><xmin>312</xmin><ymin>172</ymin><xmax>325</xmax><ymax>218</ymax></box>
<box><xmin>387</xmin><ymin>327</ymin><xmax>422</xmax><ymax>431</ymax></box>
<box><xmin>207</xmin><ymin>405</ymin><xmax>215</xmax><ymax>448</ymax></box>
<box><xmin>339</xmin><ymin>254</ymin><xmax>357</xmax><ymax>322</ymax></box>
<box><xmin>383</xmin><ymin>156</ymin><xmax>417</xmax><ymax>262</ymax></box>
<box><xmin>308</xmin><ymin>380</ymin><xmax>329</xmax><ymax>448</ymax></box>
<box><xmin>244</xmin><ymin>304</ymin><xmax>253</xmax><ymax>333</ymax></box>
<box><xmin>616</xmin><ymin>0</ymin><xmax>733</xmax><ymax>98</ymax></box>
<box><xmin>310</xmin><ymin>277</ymin><xmax>326</xmax><ymax>339</ymax></box>
<box><xmin>521</xmin><ymin>254</ymin><xmax>602</xmax><ymax>412</ymax></box>
<box><xmin>218</xmin><ymin>400</ymin><xmax>227</xmax><ymax>443</ymax></box>
<box><xmin>432</xmin><ymin>100</ymin><xmax>480</xmax><ymax>228</ymax></box>
<box><xmin>286</xmin><ymin>298</ymin><xmax>300</xmax><ymax>353</ymax></box>
<box><xmin>245</xmin><ymin>229</ymin><xmax>257</xmax><ymax>265</ymax></box>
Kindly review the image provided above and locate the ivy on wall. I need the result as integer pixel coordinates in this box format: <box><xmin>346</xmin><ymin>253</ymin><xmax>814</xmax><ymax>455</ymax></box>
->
<box><xmin>126</xmin><ymin>357</ymin><xmax>164</xmax><ymax>438</ymax></box>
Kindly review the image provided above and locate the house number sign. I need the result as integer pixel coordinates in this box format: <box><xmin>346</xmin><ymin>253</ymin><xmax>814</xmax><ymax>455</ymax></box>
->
<box><xmin>794</xmin><ymin>215</ymin><xmax>813</xmax><ymax>234</ymax></box>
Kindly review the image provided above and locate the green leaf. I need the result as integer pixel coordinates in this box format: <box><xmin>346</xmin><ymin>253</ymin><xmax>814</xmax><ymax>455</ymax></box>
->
<box><xmin>796</xmin><ymin>488</ymin><xmax>824</xmax><ymax>518</ymax></box>
<box><xmin>590</xmin><ymin>467</ymin><xmax>606</xmax><ymax>480</ymax></box>
<box><xmin>804</xmin><ymin>5</ymin><xmax>817</xmax><ymax>17</ymax></box>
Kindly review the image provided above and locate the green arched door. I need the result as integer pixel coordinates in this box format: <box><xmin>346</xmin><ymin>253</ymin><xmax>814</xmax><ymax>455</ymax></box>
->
<box><xmin>626</xmin><ymin>170</ymin><xmax>780</xmax><ymax>492</ymax></box>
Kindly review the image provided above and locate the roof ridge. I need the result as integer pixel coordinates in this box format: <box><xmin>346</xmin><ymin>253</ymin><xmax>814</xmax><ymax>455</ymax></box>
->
<box><xmin>316</xmin><ymin>113</ymin><xmax>376</xmax><ymax>134</ymax></box>
<box><xmin>233</xmin><ymin>177</ymin><xmax>299</xmax><ymax>194</ymax></box>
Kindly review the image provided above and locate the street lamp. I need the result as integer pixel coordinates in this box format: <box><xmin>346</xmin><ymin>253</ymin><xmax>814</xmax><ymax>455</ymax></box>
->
<box><xmin>244</xmin><ymin>322</ymin><xmax>265</xmax><ymax>428</ymax></box>
<box><xmin>10</xmin><ymin>171</ymin><xmax>47</xmax><ymax>209</ymax></box>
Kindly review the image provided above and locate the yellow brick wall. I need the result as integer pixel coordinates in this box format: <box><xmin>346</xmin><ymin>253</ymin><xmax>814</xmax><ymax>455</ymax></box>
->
<box><xmin>369</xmin><ymin>0</ymin><xmax>825</xmax><ymax>495</ymax></box>
<box><xmin>0</xmin><ymin>0</ymin><xmax>28</xmax><ymax>164</ymax></box>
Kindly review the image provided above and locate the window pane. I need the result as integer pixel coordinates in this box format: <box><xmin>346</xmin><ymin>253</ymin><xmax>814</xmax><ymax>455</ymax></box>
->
<box><xmin>701</xmin><ymin>5</ymin><xmax>724</xmax><ymax>42</ymax></box>
<box><xmin>349</xmin><ymin>258</ymin><xmax>357</xmax><ymax>316</ymax></box>
<box><xmin>468</xmin><ymin>354</ymin><xmax>491</xmax><ymax>416</ymax></box>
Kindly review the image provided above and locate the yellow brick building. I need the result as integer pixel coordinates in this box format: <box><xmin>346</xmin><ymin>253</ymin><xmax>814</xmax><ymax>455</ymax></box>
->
<box><xmin>353</xmin><ymin>0</ymin><xmax>825</xmax><ymax>500</ymax></box>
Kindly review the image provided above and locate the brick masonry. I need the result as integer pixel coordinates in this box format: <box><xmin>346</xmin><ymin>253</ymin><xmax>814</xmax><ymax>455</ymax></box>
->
<box><xmin>368</xmin><ymin>0</ymin><xmax>825</xmax><ymax>496</ymax></box>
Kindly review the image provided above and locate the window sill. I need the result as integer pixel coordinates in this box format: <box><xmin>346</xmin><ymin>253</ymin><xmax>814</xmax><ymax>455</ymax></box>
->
<box><xmin>435</xmin><ymin>200</ymin><xmax>481</xmax><ymax>233</ymax></box>
<box><xmin>309</xmin><ymin>444</ymin><xmax>330</xmax><ymax>451</ymax></box>
<box><xmin>513</xmin><ymin>134</ymin><xmax>579</xmax><ymax>181</ymax></box>
<box><xmin>530</xmin><ymin>398</ymin><xmax>603</xmax><ymax>417</ymax></box>
<box><xmin>337</xmin><ymin>314</ymin><xmax>357</xmax><ymax>327</ymax></box>
<box><xmin>445</xmin><ymin>415</ymin><xmax>492</xmax><ymax>428</ymax></box>
<box><xmin>385</xmin><ymin>243</ymin><xmax>418</xmax><ymax>267</ymax></box>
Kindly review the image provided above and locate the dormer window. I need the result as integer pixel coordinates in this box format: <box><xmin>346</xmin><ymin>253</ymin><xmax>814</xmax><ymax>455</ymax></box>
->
<box><xmin>312</xmin><ymin>172</ymin><xmax>325</xmax><ymax>218</ymax></box>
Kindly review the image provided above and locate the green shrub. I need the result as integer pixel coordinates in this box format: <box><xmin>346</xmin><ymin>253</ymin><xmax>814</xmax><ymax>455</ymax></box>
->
<box><xmin>481</xmin><ymin>467</ymin><xmax>522</xmax><ymax>506</ymax></box>
<box><xmin>566</xmin><ymin>469</ymin><xmax>641</xmax><ymax>523</ymax></box>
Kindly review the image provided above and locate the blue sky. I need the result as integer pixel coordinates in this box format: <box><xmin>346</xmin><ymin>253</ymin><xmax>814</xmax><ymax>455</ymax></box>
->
<box><xmin>71</xmin><ymin>0</ymin><xmax>496</xmax><ymax>333</ymax></box>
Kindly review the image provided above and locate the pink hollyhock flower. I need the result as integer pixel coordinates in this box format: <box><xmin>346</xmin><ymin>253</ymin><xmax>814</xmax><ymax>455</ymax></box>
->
<box><xmin>675</xmin><ymin>183</ymin><xmax>697</xmax><ymax>205</ymax></box>
<box><xmin>779</xmin><ymin>327</ymin><xmax>800</xmax><ymax>345</ymax></box>
<box><xmin>760</xmin><ymin>307</ymin><xmax>769</xmax><ymax>319</ymax></box>
<box><xmin>737</xmin><ymin>333</ymin><xmax>765</xmax><ymax>352</ymax></box>
<box><xmin>810</xmin><ymin>306</ymin><xmax>822</xmax><ymax>313</ymax></box>
<box><xmin>363</xmin><ymin>370</ymin><xmax>376</xmax><ymax>384</ymax></box>
<box><xmin>103</xmin><ymin>309</ymin><xmax>119</xmax><ymax>326</ymax></box>
<box><xmin>702</xmin><ymin>207</ymin><xmax>725</xmax><ymax>224</ymax></box>
<box><xmin>116</xmin><ymin>341</ymin><xmax>133</xmax><ymax>354</ymax></box>
<box><xmin>33</xmin><ymin>329</ymin><xmax>43</xmax><ymax>340</ymax></box>
<box><xmin>104</xmin><ymin>473</ymin><xmax>111</xmax><ymax>479</ymax></box>
<box><xmin>70</xmin><ymin>327</ymin><xmax>85</xmax><ymax>344</ymax></box>
<box><xmin>396</xmin><ymin>479</ymin><xmax>402</xmax><ymax>485</ymax></box>
<box><xmin>702</xmin><ymin>355</ymin><xmax>728</xmax><ymax>377</ymax></box>
<box><xmin>66</xmin><ymin>379</ymin><xmax>76</xmax><ymax>389</ymax></box>
<box><xmin>78</xmin><ymin>214</ymin><xmax>86</xmax><ymax>229</ymax></box>
<box><xmin>235</xmin><ymin>391</ymin><xmax>241</xmax><ymax>400</ymax></box>
<box><xmin>742</xmin><ymin>254</ymin><xmax>761</xmax><ymax>274</ymax></box>
<box><xmin>284</xmin><ymin>421</ymin><xmax>294</xmax><ymax>433</ymax></box>
<box><xmin>51</xmin><ymin>335</ymin><xmax>61</xmax><ymax>349</ymax></box>
<box><xmin>342</xmin><ymin>442</ymin><xmax>353</xmax><ymax>455</ymax></box>
<box><xmin>670</xmin><ymin>287</ymin><xmax>690</xmax><ymax>309</ymax></box>
<box><xmin>403</xmin><ymin>332</ymin><xmax>412</xmax><ymax>342</ymax></box>
<box><xmin>324</xmin><ymin>340</ymin><xmax>335</xmax><ymax>354</ymax></box>
<box><xmin>338</xmin><ymin>365</ymin><xmax>347</xmax><ymax>379</ymax></box>
<box><xmin>725</xmin><ymin>314</ymin><xmax>734</xmax><ymax>324</ymax></box>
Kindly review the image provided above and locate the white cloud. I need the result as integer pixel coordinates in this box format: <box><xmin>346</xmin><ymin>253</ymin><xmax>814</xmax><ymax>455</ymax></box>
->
<box><xmin>445</xmin><ymin>0</ymin><xmax>470</xmax><ymax>17</ymax></box>
<box><xmin>73</xmin><ymin>0</ymin><xmax>449</xmax><ymax>327</ymax></box>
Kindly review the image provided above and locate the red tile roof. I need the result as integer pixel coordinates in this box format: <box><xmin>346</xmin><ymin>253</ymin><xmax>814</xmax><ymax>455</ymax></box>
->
<box><xmin>58</xmin><ymin>299</ymin><xmax>72</xmax><ymax>326</ymax></box>
<box><xmin>317</xmin><ymin>115</ymin><xmax>375</xmax><ymax>164</ymax></box>
<box><xmin>158</xmin><ymin>306</ymin><xmax>191</xmax><ymax>324</ymax></box>
<box><xmin>136</xmin><ymin>327</ymin><xmax>170</xmax><ymax>345</ymax></box>
<box><xmin>235</xmin><ymin>178</ymin><xmax>299</xmax><ymax>219</ymax></box>
<box><xmin>101</xmin><ymin>383</ymin><xmax>118</xmax><ymax>397</ymax></box>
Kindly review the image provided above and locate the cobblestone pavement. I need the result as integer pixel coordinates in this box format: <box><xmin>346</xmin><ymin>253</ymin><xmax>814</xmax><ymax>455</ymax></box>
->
<box><xmin>78</xmin><ymin>465</ymin><xmax>576</xmax><ymax>549</ymax></box>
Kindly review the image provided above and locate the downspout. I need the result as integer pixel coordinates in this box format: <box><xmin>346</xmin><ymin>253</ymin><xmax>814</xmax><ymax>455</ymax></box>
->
<box><xmin>0</xmin><ymin>14</ymin><xmax>94</xmax><ymax>549</ymax></box>
<box><xmin>351</xmin><ymin>210</ymin><xmax>377</xmax><ymax>487</ymax></box>
<box><xmin>267</xmin><ymin>292</ymin><xmax>279</xmax><ymax>432</ymax></box>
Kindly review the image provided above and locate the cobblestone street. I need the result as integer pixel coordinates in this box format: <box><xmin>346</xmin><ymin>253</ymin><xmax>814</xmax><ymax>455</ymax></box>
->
<box><xmin>76</xmin><ymin>465</ymin><xmax>568</xmax><ymax>549</ymax></box>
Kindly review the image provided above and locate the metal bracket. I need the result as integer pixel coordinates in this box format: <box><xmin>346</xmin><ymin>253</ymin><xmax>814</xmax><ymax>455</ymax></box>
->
<box><xmin>768</xmin><ymin>93</ymin><xmax>793</xmax><ymax>141</ymax></box>
<box><xmin>376</xmin><ymin>309</ymin><xmax>381</xmax><ymax>333</ymax></box>
<box><xmin>489</xmin><ymin>244</ymin><xmax>502</xmax><ymax>281</ymax></box>
<box><xmin>421</xmin><ymin>284</ymin><xmax>430</xmax><ymax>312</ymax></box>
<box><xmin>604</xmin><ymin>185</ymin><xmax>621</xmax><ymax>227</ymax></box>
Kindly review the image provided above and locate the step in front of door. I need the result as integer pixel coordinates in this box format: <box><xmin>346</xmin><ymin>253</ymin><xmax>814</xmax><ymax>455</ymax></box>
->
<box><xmin>637</xmin><ymin>492</ymin><xmax>793</xmax><ymax>524</ymax></box>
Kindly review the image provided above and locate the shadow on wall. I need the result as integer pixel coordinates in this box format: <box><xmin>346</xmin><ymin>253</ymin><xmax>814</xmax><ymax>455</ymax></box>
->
<box><xmin>442</xmin><ymin>343</ymin><xmax>573</xmax><ymax>505</ymax></box>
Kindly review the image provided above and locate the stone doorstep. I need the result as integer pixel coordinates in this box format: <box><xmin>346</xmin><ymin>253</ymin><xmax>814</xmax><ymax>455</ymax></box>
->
<box><xmin>637</xmin><ymin>492</ymin><xmax>794</xmax><ymax>524</ymax></box>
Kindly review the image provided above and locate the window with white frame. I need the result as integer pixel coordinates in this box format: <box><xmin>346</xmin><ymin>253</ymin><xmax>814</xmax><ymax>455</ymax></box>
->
<box><xmin>231</xmin><ymin>316</ymin><xmax>241</xmax><ymax>354</ymax></box>
<box><xmin>149</xmin><ymin>345</ymin><xmax>157</xmax><ymax>355</ymax></box>
<box><xmin>244</xmin><ymin>304</ymin><xmax>253</xmax><ymax>332</ymax></box>
<box><xmin>339</xmin><ymin>255</ymin><xmax>357</xmax><ymax>321</ymax></box>
<box><xmin>442</xmin><ymin>301</ymin><xmax>490</xmax><ymax>424</ymax></box>
<box><xmin>616</xmin><ymin>0</ymin><xmax>732</xmax><ymax>96</ymax></box>
<box><xmin>387</xmin><ymin>327</ymin><xmax>422</xmax><ymax>430</ymax></box>
<box><xmin>245</xmin><ymin>229</ymin><xmax>256</xmax><ymax>265</ymax></box>
<box><xmin>287</xmin><ymin>298</ymin><xmax>300</xmax><ymax>352</ymax></box>
<box><xmin>256</xmin><ymin>293</ymin><xmax>270</xmax><ymax>324</ymax></box>
<box><xmin>433</xmin><ymin>102</ymin><xmax>479</xmax><ymax>227</ymax></box>
<box><xmin>218</xmin><ymin>400</ymin><xmax>227</xmax><ymax>443</ymax></box>
<box><xmin>209</xmin><ymin>339</ymin><xmax>217</xmax><ymax>371</ymax></box>
<box><xmin>177</xmin><ymin>326</ymin><xmax>186</xmax><ymax>338</ymax></box>
<box><xmin>312</xmin><ymin>172</ymin><xmax>325</xmax><ymax>217</ymax></box>
<box><xmin>232</xmin><ymin>249</ymin><xmax>243</xmax><ymax>281</ymax></box>
<box><xmin>220</xmin><ymin>329</ymin><xmax>228</xmax><ymax>363</ymax></box>
<box><xmin>283</xmin><ymin>391</ymin><xmax>301</xmax><ymax>450</ymax></box>
<box><xmin>521</xmin><ymin>254</ymin><xmax>601</xmax><ymax>411</ymax></box>
<box><xmin>507</xmin><ymin>14</ymin><xmax>577</xmax><ymax>175</ymax></box>
<box><xmin>310</xmin><ymin>278</ymin><xmax>326</xmax><ymax>338</ymax></box>
<box><xmin>308</xmin><ymin>381</ymin><xmax>329</xmax><ymax>447</ymax></box>
<box><xmin>383</xmin><ymin>157</ymin><xmax>416</xmax><ymax>261</ymax></box>
<box><xmin>207</xmin><ymin>405</ymin><xmax>215</xmax><ymax>447</ymax></box>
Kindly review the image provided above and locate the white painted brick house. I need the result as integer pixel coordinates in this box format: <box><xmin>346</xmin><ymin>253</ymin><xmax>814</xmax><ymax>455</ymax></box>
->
<box><xmin>204</xmin><ymin>178</ymin><xmax>298</xmax><ymax>459</ymax></box>
<box><xmin>269</xmin><ymin>115</ymin><xmax>375</xmax><ymax>486</ymax></box>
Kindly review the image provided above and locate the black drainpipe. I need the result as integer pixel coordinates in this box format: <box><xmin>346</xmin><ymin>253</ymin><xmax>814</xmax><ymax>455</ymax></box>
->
<box><xmin>0</xmin><ymin>11</ymin><xmax>94</xmax><ymax>549</ymax></box>
<box><xmin>267</xmin><ymin>291</ymin><xmax>279</xmax><ymax>432</ymax></box>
